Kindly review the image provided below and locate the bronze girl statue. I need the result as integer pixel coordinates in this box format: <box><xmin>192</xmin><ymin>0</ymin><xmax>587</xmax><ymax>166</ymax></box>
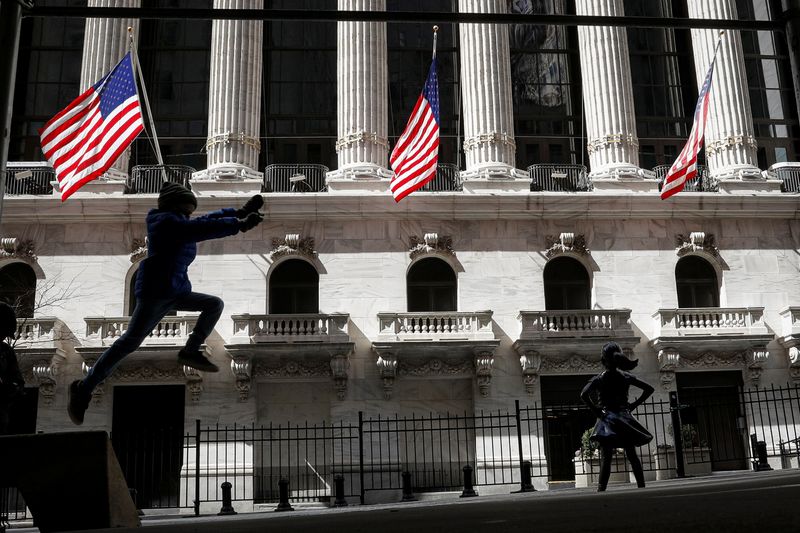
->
<box><xmin>580</xmin><ymin>341</ymin><xmax>654</xmax><ymax>491</ymax></box>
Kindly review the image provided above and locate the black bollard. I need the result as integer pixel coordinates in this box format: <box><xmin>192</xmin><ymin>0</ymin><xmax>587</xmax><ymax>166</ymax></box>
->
<box><xmin>275</xmin><ymin>478</ymin><xmax>294</xmax><ymax>512</ymax></box>
<box><xmin>755</xmin><ymin>440</ymin><xmax>774</xmax><ymax>471</ymax></box>
<box><xmin>218</xmin><ymin>481</ymin><xmax>237</xmax><ymax>516</ymax></box>
<box><xmin>516</xmin><ymin>460</ymin><xmax>536</xmax><ymax>493</ymax></box>
<box><xmin>332</xmin><ymin>474</ymin><xmax>348</xmax><ymax>507</ymax></box>
<box><xmin>401</xmin><ymin>471</ymin><xmax>417</xmax><ymax>502</ymax></box>
<box><xmin>460</xmin><ymin>465</ymin><xmax>478</xmax><ymax>498</ymax></box>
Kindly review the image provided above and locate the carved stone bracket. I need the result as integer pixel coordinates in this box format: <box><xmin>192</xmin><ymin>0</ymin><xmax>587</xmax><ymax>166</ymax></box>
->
<box><xmin>474</xmin><ymin>348</ymin><xmax>495</xmax><ymax>398</ymax></box>
<box><xmin>788</xmin><ymin>347</ymin><xmax>800</xmax><ymax>383</ymax></box>
<box><xmin>544</xmin><ymin>233</ymin><xmax>589</xmax><ymax>259</ymax></box>
<box><xmin>657</xmin><ymin>348</ymin><xmax>680</xmax><ymax>391</ymax></box>
<box><xmin>270</xmin><ymin>234</ymin><xmax>316</xmax><ymax>261</ymax></box>
<box><xmin>31</xmin><ymin>360</ymin><xmax>58</xmax><ymax>405</ymax></box>
<box><xmin>376</xmin><ymin>354</ymin><xmax>398</xmax><ymax>400</ymax></box>
<box><xmin>0</xmin><ymin>238</ymin><xmax>37</xmax><ymax>262</ymax></box>
<box><xmin>231</xmin><ymin>356</ymin><xmax>252</xmax><ymax>402</ymax></box>
<box><xmin>80</xmin><ymin>359</ymin><xmax>104</xmax><ymax>405</ymax></box>
<box><xmin>182</xmin><ymin>366</ymin><xmax>203</xmax><ymax>403</ymax></box>
<box><xmin>130</xmin><ymin>237</ymin><xmax>147</xmax><ymax>263</ymax></box>
<box><xmin>409</xmin><ymin>233</ymin><xmax>455</xmax><ymax>260</ymax></box>
<box><xmin>675</xmin><ymin>232</ymin><xmax>720</xmax><ymax>259</ymax></box>
<box><xmin>519</xmin><ymin>351</ymin><xmax>542</xmax><ymax>396</ymax></box>
<box><xmin>746</xmin><ymin>347</ymin><xmax>769</xmax><ymax>387</ymax></box>
<box><xmin>330</xmin><ymin>354</ymin><xmax>349</xmax><ymax>401</ymax></box>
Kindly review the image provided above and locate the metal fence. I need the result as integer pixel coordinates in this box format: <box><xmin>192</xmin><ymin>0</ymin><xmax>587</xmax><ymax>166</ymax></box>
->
<box><xmin>770</xmin><ymin>165</ymin><xmax>800</xmax><ymax>193</ymax></box>
<box><xmin>1</xmin><ymin>166</ymin><xmax>55</xmax><ymax>195</ymax></box>
<box><xmin>652</xmin><ymin>164</ymin><xmax>718</xmax><ymax>192</ymax></box>
<box><xmin>126</xmin><ymin>165</ymin><xmax>195</xmax><ymax>194</ymax></box>
<box><xmin>263</xmin><ymin>164</ymin><xmax>329</xmax><ymax>193</ymax></box>
<box><xmin>4</xmin><ymin>384</ymin><xmax>799</xmax><ymax>520</ymax></box>
<box><xmin>528</xmin><ymin>164</ymin><xmax>590</xmax><ymax>192</ymax></box>
<box><xmin>420</xmin><ymin>163</ymin><xmax>462</xmax><ymax>192</ymax></box>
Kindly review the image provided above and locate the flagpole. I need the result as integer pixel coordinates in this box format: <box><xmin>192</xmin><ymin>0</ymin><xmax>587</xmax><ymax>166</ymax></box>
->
<box><xmin>128</xmin><ymin>27</ymin><xmax>167</xmax><ymax>182</ymax></box>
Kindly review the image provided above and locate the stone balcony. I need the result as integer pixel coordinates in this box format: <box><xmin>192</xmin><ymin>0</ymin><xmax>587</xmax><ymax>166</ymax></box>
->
<box><xmin>226</xmin><ymin>314</ymin><xmax>354</xmax><ymax>402</ymax></box>
<box><xmin>778</xmin><ymin>307</ymin><xmax>800</xmax><ymax>382</ymax></box>
<box><xmin>512</xmin><ymin>309</ymin><xmax>639</xmax><ymax>394</ymax></box>
<box><xmin>75</xmin><ymin>316</ymin><xmax>205</xmax><ymax>402</ymax></box>
<box><xmin>13</xmin><ymin>317</ymin><xmax>65</xmax><ymax>406</ymax></box>
<box><xmin>650</xmin><ymin>307</ymin><xmax>774</xmax><ymax>388</ymax></box>
<box><xmin>372</xmin><ymin>311</ymin><xmax>499</xmax><ymax>399</ymax></box>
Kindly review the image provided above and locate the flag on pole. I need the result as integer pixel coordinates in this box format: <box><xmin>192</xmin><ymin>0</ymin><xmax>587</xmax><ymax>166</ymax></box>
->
<box><xmin>390</xmin><ymin>58</ymin><xmax>440</xmax><ymax>202</ymax></box>
<box><xmin>39</xmin><ymin>52</ymin><xmax>144</xmax><ymax>201</ymax></box>
<box><xmin>661</xmin><ymin>36</ymin><xmax>722</xmax><ymax>200</ymax></box>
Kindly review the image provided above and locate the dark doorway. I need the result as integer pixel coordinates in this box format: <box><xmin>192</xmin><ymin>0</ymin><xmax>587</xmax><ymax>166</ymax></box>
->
<box><xmin>407</xmin><ymin>258</ymin><xmax>457</xmax><ymax>312</ymax></box>
<box><xmin>111</xmin><ymin>385</ymin><xmax>185</xmax><ymax>509</ymax></box>
<box><xmin>543</xmin><ymin>257</ymin><xmax>591</xmax><ymax>310</ymax></box>
<box><xmin>676</xmin><ymin>371</ymin><xmax>747</xmax><ymax>471</ymax></box>
<box><xmin>269</xmin><ymin>259</ymin><xmax>319</xmax><ymax>314</ymax></box>
<box><xmin>540</xmin><ymin>375</ymin><xmax>596</xmax><ymax>481</ymax></box>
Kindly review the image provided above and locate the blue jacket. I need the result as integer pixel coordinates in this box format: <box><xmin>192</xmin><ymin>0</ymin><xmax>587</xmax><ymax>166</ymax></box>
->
<box><xmin>135</xmin><ymin>208</ymin><xmax>240</xmax><ymax>298</ymax></box>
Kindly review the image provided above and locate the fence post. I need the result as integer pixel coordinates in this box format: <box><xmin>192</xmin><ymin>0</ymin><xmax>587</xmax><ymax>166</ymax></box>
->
<box><xmin>401</xmin><ymin>471</ymin><xmax>416</xmax><ymax>502</ymax></box>
<box><xmin>275</xmin><ymin>478</ymin><xmax>294</xmax><ymax>512</ymax></box>
<box><xmin>194</xmin><ymin>419</ymin><xmax>201</xmax><ymax>516</ymax></box>
<box><xmin>217</xmin><ymin>482</ymin><xmax>237</xmax><ymax>515</ymax></box>
<box><xmin>669</xmin><ymin>392</ymin><xmax>686</xmax><ymax>478</ymax></box>
<box><xmin>333</xmin><ymin>475</ymin><xmax>348</xmax><ymax>507</ymax></box>
<box><xmin>513</xmin><ymin>400</ymin><xmax>535</xmax><ymax>493</ymax></box>
<box><xmin>460</xmin><ymin>465</ymin><xmax>478</xmax><ymax>498</ymax></box>
<box><xmin>358</xmin><ymin>411</ymin><xmax>365</xmax><ymax>505</ymax></box>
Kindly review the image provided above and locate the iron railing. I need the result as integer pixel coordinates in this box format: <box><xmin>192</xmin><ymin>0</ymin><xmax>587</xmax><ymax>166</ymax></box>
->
<box><xmin>263</xmin><ymin>164</ymin><xmax>328</xmax><ymax>193</ymax></box>
<box><xmin>420</xmin><ymin>163</ymin><xmax>462</xmax><ymax>192</ymax></box>
<box><xmin>528</xmin><ymin>164</ymin><xmax>590</xmax><ymax>192</ymax></box>
<box><xmin>770</xmin><ymin>164</ymin><xmax>800</xmax><ymax>193</ymax></box>
<box><xmin>652</xmin><ymin>164</ymin><xmax>718</xmax><ymax>192</ymax></box>
<box><xmin>127</xmin><ymin>165</ymin><xmax>195</xmax><ymax>194</ymax></box>
<box><xmin>1</xmin><ymin>165</ymin><xmax>55</xmax><ymax>195</ymax></box>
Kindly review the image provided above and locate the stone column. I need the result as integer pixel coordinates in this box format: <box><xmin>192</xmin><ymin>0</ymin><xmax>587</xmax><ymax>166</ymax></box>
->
<box><xmin>687</xmin><ymin>0</ymin><xmax>777</xmax><ymax>190</ymax></box>
<box><xmin>327</xmin><ymin>0</ymin><xmax>390</xmax><ymax>191</ymax></box>
<box><xmin>459</xmin><ymin>0</ymin><xmax>525</xmax><ymax>191</ymax></box>
<box><xmin>194</xmin><ymin>0</ymin><xmax>264</xmax><ymax>191</ymax></box>
<box><xmin>576</xmin><ymin>0</ymin><xmax>648</xmax><ymax>190</ymax></box>
<box><xmin>80</xmin><ymin>0</ymin><xmax>141</xmax><ymax>182</ymax></box>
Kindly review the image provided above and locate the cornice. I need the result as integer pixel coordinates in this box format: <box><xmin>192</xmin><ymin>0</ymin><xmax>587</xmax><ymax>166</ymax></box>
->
<box><xmin>2</xmin><ymin>192</ymin><xmax>799</xmax><ymax>223</ymax></box>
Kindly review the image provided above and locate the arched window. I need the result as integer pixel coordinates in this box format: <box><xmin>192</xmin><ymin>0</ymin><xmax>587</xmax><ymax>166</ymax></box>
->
<box><xmin>407</xmin><ymin>258</ymin><xmax>457</xmax><ymax>312</ymax></box>
<box><xmin>543</xmin><ymin>257</ymin><xmax>590</xmax><ymax>310</ymax></box>
<box><xmin>676</xmin><ymin>256</ymin><xmax>719</xmax><ymax>308</ymax></box>
<box><xmin>269</xmin><ymin>259</ymin><xmax>319</xmax><ymax>314</ymax></box>
<box><xmin>0</xmin><ymin>262</ymin><xmax>37</xmax><ymax>318</ymax></box>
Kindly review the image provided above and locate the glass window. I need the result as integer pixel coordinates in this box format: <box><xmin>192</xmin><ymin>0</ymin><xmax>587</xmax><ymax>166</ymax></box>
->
<box><xmin>675</xmin><ymin>256</ymin><xmax>719</xmax><ymax>308</ymax></box>
<box><xmin>543</xmin><ymin>256</ymin><xmax>590</xmax><ymax>310</ymax></box>
<box><xmin>407</xmin><ymin>258</ymin><xmax>457</xmax><ymax>312</ymax></box>
<box><xmin>269</xmin><ymin>259</ymin><xmax>320</xmax><ymax>314</ymax></box>
<box><xmin>0</xmin><ymin>263</ymin><xmax>37</xmax><ymax>318</ymax></box>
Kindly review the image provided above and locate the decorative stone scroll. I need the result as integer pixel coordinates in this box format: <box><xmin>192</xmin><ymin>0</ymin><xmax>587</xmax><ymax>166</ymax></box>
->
<box><xmin>474</xmin><ymin>348</ymin><xmax>495</xmax><ymax>397</ymax></box>
<box><xmin>519</xmin><ymin>351</ymin><xmax>541</xmax><ymax>395</ymax></box>
<box><xmin>231</xmin><ymin>356</ymin><xmax>252</xmax><ymax>402</ymax></box>
<box><xmin>330</xmin><ymin>355</ymin><xmax>349</xmax><ymax>401</ymax></box>
<box><xmin>657</xmin><ymin>348</ymin><xmax>770</xmax><ymax>388</ymax></box>
<box><xmin>409</xmin><ymin>233</ymin><xmax>455</xmax><ymax>260</ymax></box>
<box><xmin>182</xmin><ymin>366</ymin><xmax>204</xmax><ymax>403</ymax></box>
<box><xmin>539</xmin><ymin>354</ymin><xmax>602</xmax><ymax>373</ymax></box>
<box><xmin>270</xmin><ymin>234</ymin><xmax>316</xmax><ymax>261</ymax></box>
<box><xmin>31</xmin><ymin>360</ymin><xmax>58</xmax><ymax>405</ymax></box>
<box><xmin>788</xmin><ymin>347</ymin><xmax>800</xmax><ymax>383</ymax></box>
<box><xmin>544</xmin><ymin>233</ymin><xmax>589</xmax><ymax>259</ymax></box>
<box><xmin>398</xmin><ymin>358</ymin><xmax>473</xmax><ymax>377</ymax></box>
<box><xmin>130</xmin><ymin>237</ymin><xmax>147</xmax><ymax>263</ymax></box>
<box><xmin>376</xmin><ymin>354</ymin><xmax>398</xmax><ymax>400</ymax></box>
<box><xmin>675</xmin><ymin>232</ymin><xmax>719</xmax><ymax>259</ymax></box>
<box><xmin>0</xmin><ymin>238</ymin><xmax>36</xmax><ymax>261</ymax></box>
<box><xmin>252</xmin><ymin>359</ymin><xmax>331</xmax><ymax>379</ymax></box>
<box><xmin>657</xmin><ymin>348</ymin><xmax>680</xmax><ymax>391</ymax></box>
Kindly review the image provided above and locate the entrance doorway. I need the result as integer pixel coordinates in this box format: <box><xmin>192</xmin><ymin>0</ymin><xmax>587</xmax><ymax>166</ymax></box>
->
<box><xmin>111</xmin><ymin>385</ymin><xmax>185</xmax><ymax>509</ymax></box>
<box><xmin>676</xmin><ymin>371</ymin><xmax>747</xmax><ymax>471</ymax></box>
<box><xmin>540</xmin><ymin>375</ymin><xmax>596</xmax><ymax>481</ymax></box>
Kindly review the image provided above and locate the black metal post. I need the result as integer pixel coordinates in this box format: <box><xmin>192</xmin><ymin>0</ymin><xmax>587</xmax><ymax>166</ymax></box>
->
<box><xmin>194</xmin><ymin>419</ymin><xmax>201</xmax><ymax>516</ymax></box>
<box><xmin>332</xmin><ymin>474</ymin><xmax>348</xmax><ymax>507</ymax></box>
<box><xmin>460</xmin><ymin>465</ymin><xmax>477</xmax><ymax>498</ymax></box>
<box><xmin>513</xmin><ymin>400</ymin><xmax>535</xmax><ymax>493</ymax></box>
<box><xmin>669</xmin><ymin>391</ymin><xmax>686</xmax><ymax>478</ymax></box>
<box><xmin>358</xmin><ymin>411</ymin><xmax>365</xmax><ymax>505</ymax></box>
<box><xmin>217</xmin><ymin>482</ymin><xmax>237</xmax><ymax>516</ymax></box>
<box><xmin>275</xmin><ymin>478</ymin><xmax>294</xmax><ymax>512</ymax></box>
<box><xmin>401</xmin><ymin>471</ymin><xmax>416</xmax><ymax>502</ymax></box>
<box><xmin>0</xmin><ymin>0</ymin><xmax>27</xmax><ymax>226</ymax></box>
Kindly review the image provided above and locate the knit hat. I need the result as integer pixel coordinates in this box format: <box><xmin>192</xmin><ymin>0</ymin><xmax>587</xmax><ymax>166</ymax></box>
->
<box><xmin>0</xmin><ymin>302</ymin><xmax>17</xmax><ymax>339</ymax></box>
<box><xmin>157</xmin><ymin>181</ymin><xmax>196</xmax><ymax>211</ymax></box>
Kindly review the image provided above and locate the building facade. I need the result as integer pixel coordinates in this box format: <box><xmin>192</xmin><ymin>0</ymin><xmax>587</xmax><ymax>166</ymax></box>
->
<box><xmin>2</xmin><ymin>0</ymin><xmax>800</xmax><ymax>506</ymax></box>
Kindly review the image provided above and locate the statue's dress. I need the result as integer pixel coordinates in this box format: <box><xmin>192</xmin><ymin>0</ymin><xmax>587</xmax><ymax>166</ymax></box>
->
<box><xmin>584</xmin><ymin>370</ymin><xmax>653</xmax><ymax>448</ymax></box>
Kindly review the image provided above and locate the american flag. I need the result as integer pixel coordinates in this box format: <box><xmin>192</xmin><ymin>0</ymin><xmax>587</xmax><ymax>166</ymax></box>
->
<box><xmin>39</xmin><ymin>52</ymin><xmax>144</xmax><ymax>201</ymax></box>
<box><xmin>661</xmin><ymin>53</ymin><xmax>717</xmax><ymax>200</ymax></box>
<box><xmin>390</xmin><ymin>58</ymin><xmax>440</xmax><ymax>202</ymax></box>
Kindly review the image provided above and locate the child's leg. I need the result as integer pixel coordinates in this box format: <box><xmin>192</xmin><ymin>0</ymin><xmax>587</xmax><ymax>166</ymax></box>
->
<box><xmin>173</xmin><ymin>293</ymin><xmax>224</xmax><ymax>352</ymax></box>
<box><xmin>598</xmin><ymin>444</ymin><xmax>614</xmax><ymax>491</ymax></box>
<box><xmin>624</xmin><ymin>446</ymin><xmax>646</xmax><ymax>488</ymax></box>
<box><xmin>82</xmin><ymin>298</ymin><xmax>175</xmax><ymax>392</ymax></box>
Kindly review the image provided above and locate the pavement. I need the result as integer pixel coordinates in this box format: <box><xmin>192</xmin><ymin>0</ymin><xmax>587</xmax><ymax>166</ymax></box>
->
<box><xmin>10</xmin><ymin>469</ymin><xmax>800</xmax><ymax>533</ymax></box>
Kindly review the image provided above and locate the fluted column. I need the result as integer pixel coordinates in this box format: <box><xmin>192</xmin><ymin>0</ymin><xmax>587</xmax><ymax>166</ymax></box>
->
<box><xmin>199</xmin><ymin>0</ymin><xmax>263</xmax><ymax>181</ymax></box>
<box><xmin>687</xmin><ymin>0</ymin><xmax>762</xmax><ymax>182</ymax></box>
<box><xmin>576</xmin><ymin>0</ymin><xmax>641</xmax><ymax>181</ymax></box>
<box><xmin>328</xmin><ymin>0</ymin><xmax>390</xmax><ymax>186</ymax></box>
<box><xmin>459</xmin><ymin>0</ymin><xmax>524</xmax><ymax>188</ymax></box>
<box><xmin>80</xmin><ymin>0</ymin><xmax>140</xmax><ymax>180</ymax></box>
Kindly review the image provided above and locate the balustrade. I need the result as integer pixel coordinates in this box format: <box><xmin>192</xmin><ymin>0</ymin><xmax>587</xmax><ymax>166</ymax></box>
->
<box><xmin>377</xmin><ymin>311</ymin><xmax>494</xmax><ymax>341</ymax></box>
